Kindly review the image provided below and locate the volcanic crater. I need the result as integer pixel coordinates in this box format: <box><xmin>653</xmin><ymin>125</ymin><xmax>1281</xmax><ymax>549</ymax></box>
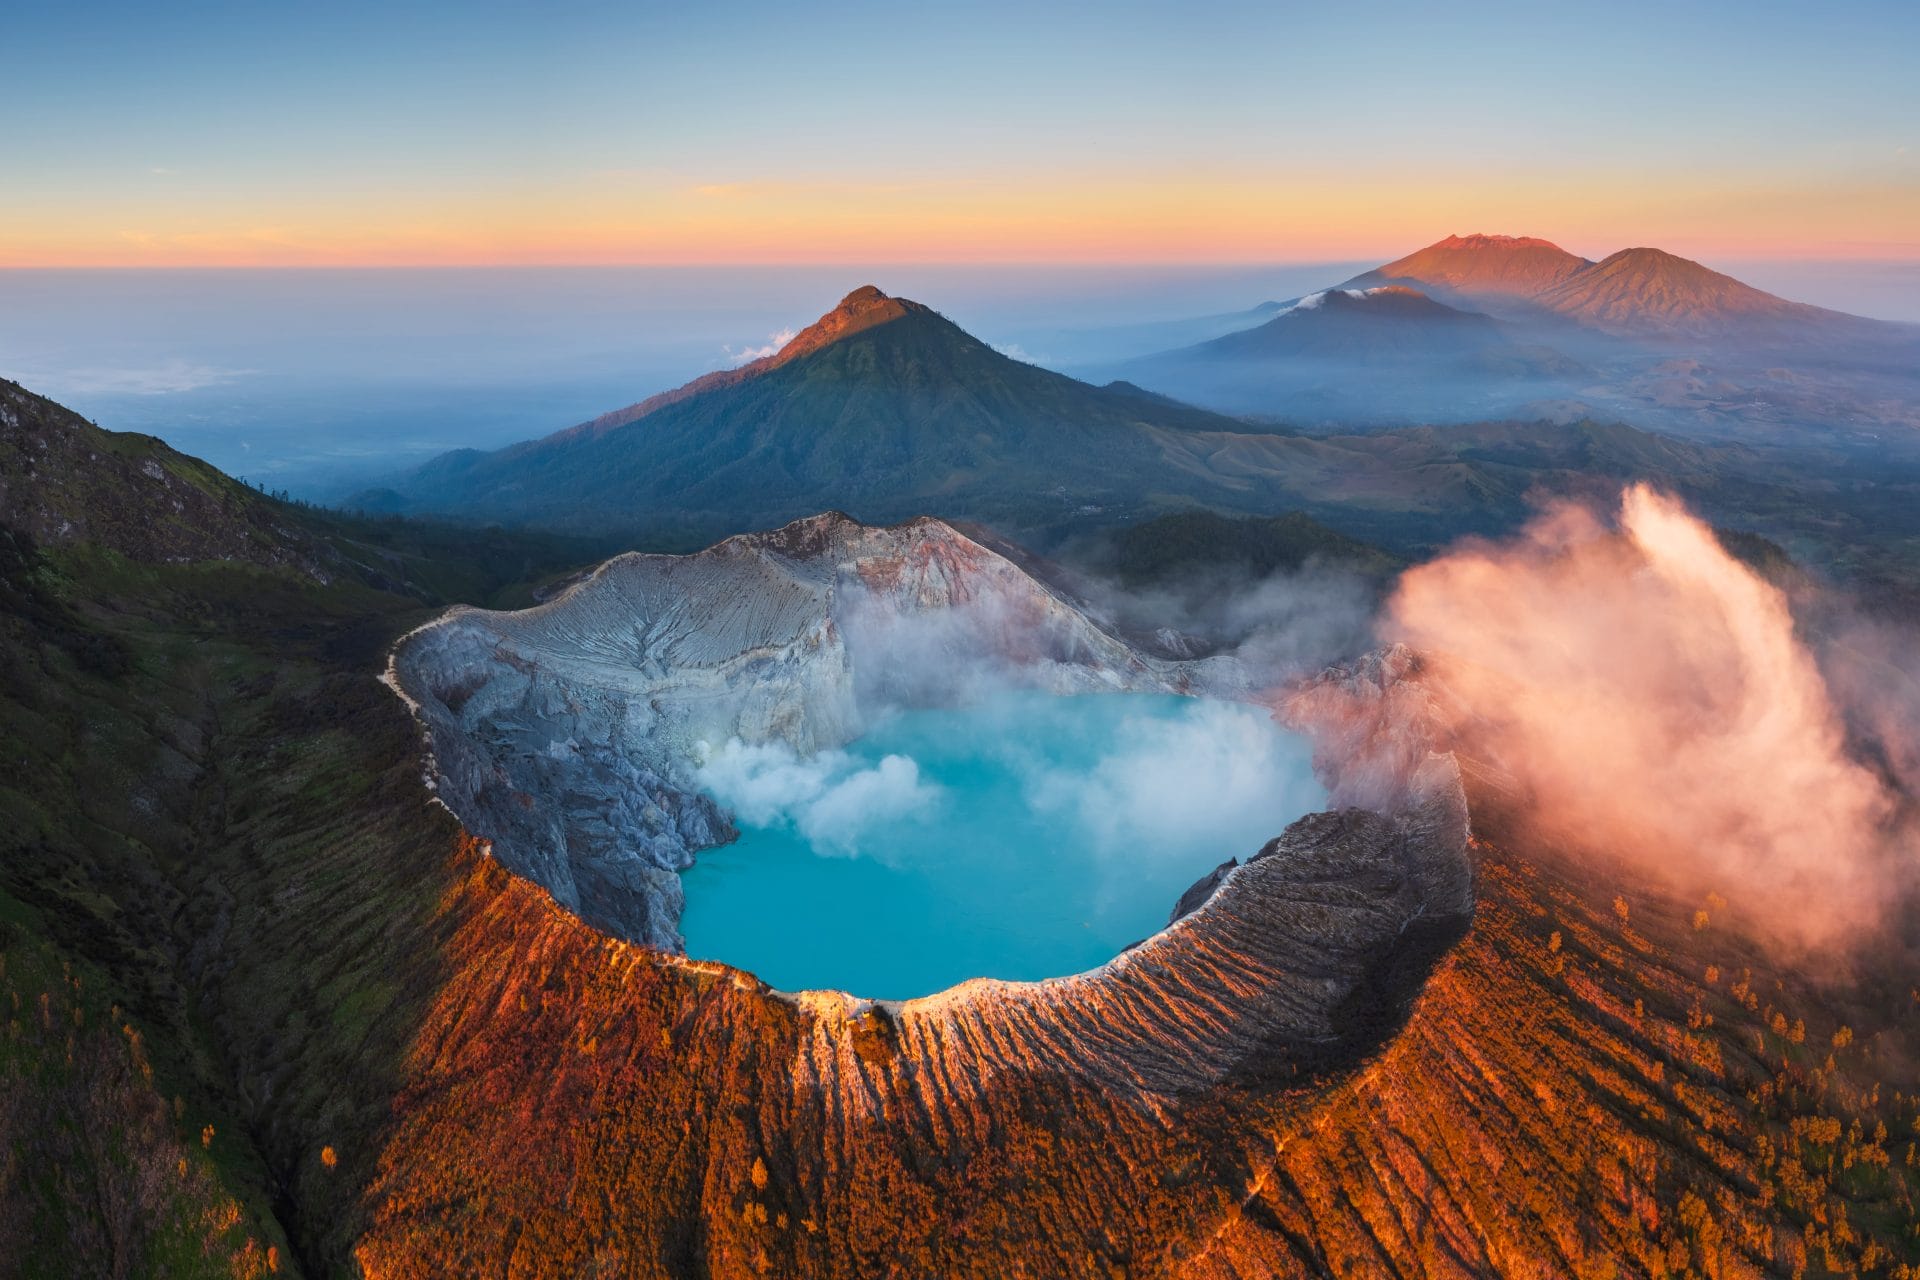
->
<box><xmin>386</xmin><ymin>512</ymin><xmax>1472</xmax><ymax>1093</ymax></box>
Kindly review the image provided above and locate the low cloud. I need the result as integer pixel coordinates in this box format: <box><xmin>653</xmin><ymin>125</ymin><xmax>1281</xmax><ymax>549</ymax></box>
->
<box><xmin>27</xmin><ymin>358</ymin><xmax>250</xmax><ymax>397</ymax></box>
<box><xmin>723</xmin><ymin>328</ymin><xmax>797</xmax><ymax>365</ymax></box>
<box><xmin>839</xmin><ymin>582</ymin><xmax>1082</xmax><ymax>708</ymax></box>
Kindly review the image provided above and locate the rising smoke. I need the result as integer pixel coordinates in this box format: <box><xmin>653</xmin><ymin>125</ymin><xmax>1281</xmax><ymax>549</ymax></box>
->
<box><xmin>693</xmin><ymin>739</ymin><xmax>940</xmax><ymax>859</ymax></box>
<box><xmin>1384</xmin><ymin>483</ymin><xmax>1915</xmax><ymax>952</ymax></box>
<box><xmin>1023</xmin><ymin>699</ymin><xmax>1326</xmax><ymax>858</ymax></box>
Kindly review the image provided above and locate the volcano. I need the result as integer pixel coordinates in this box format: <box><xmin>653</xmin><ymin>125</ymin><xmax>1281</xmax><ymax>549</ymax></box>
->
<box><xmin>1185</xmin><ymin>286</ymin><xmax>1509</xmax><ymax>360</ymax></box>
<box><xmin>378</xmin><ymin>286</ymin><xmax>1251</xmax><ymax>537</ymax></box>
<box><xmin>1346</xmin><ymin>232</ymin><xmax>1593</xmax><ymax>306</ymax></box>
<box><xmin>1530</xmin><ymin>245</ymin><xmax>1851</xmax><ymax>337</ymax></box>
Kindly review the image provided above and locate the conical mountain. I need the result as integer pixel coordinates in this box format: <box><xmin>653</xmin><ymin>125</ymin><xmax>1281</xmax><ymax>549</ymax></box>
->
<box><xmin>385</xmin><ymin>287</ymin><xmax>1256</xmax><ymax>537</ymax></box>
<box><xmin>1529</xmin><ymin>246</ymin><xmax>1840</xmax><ymax>336</ymax></box>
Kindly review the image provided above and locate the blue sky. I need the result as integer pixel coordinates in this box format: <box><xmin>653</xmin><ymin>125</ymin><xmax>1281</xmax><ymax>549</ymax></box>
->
<box><xmin>5</xmin><ymin>1</ymin><xmax>1918</xmax><ymax>263</ymax></box>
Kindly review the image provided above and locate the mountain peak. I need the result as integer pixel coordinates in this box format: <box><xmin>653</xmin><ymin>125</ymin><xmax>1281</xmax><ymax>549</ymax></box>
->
<box><xmin>1588</xmin><ymin>246</ymin><xmax>1747</xmax><ymax>283</ymax></box>
<box><xmin>1272</xmin><ymin>285</ymin><xmax>1479</xmax><ymax>321</ymax></box>
<box><xmin>835</xmin><ymin>284</ymin><xmax>893</xmax><ymax>309</ymax></box>
<box><xmin>1436</xmin><ymin>233</ymin><xmax>1569</xmax><ymax>252</ymax></box>
<box><xmin>1318</xmin><ymin>284</ymin><xmax>1453</xmax><ymax>312</ymax></box>
<box><xmin>1169</xmin><ymin>283</ymin><xmax>1502</xmax><ymax>379</ymax></box>
<box><xmin>1352</xmin><ymin>234</ymin><xmax>1592</xmax><ymax>298</ymax></box>
<box><xmin>1601</xmin><ymin>246</ymin><xmax>1699</xmax><ymax>269</ymax></box>
<box><xmin>775</xmin><ymin>285</ymin><xmax>921</xmax><ymax>365</ymax></box>
<box><xmin>559</xmin><ymin>286</ymin><xmax>927</xmax><ymax>441</ymax></box>
<box><xmin>1533</xmin><ymin>246</ymin><xmax>1810</xmax><ymax>334</ymax></box>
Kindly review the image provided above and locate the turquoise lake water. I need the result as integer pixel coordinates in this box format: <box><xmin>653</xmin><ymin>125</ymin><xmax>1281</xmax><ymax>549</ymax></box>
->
<box><xmin>678</xmin><ymin>692</ymin><xmax>1326</xmax><ymax>1000</ymax></box>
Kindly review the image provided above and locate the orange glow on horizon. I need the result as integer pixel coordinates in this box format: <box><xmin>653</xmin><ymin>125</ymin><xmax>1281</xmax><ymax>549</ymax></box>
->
<box><xmin>4</xmin><ymin>173</ymin><xmax>1918</xmax><ymax>269</ymax></box>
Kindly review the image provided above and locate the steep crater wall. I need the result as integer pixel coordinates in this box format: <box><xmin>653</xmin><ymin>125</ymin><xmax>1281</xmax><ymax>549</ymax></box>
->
<box><xmin>387</xmin><ymin>512</ymin><xmax>1471</xmax><ymax>1089</ymax></box>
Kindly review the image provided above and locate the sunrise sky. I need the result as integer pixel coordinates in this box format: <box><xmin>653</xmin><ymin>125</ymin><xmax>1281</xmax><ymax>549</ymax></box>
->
<box><xmin>7</xmin><ymin>0</ymin><xmax>1918</xmax><ymax>267</ymax></box>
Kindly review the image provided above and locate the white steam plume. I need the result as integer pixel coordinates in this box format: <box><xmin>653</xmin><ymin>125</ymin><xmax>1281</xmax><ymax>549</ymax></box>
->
<box><xmin>1384</xmin><ymin>483</ymin><xmax>1912</xmax><ymax>952</ymax></box>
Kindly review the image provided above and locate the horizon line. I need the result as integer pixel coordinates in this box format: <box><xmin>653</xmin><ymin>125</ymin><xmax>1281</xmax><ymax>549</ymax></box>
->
<box><xmin>8</xmin><ymin>250</ymin><xmax>1920</xmax><ymax>273</ymax></box>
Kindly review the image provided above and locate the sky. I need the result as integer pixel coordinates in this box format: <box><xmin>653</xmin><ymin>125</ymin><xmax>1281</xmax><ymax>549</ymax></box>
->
<box><xmin>6</xmin><ymin>0</ymin><xmax>1919</xmax><ymax>267</ymax></box>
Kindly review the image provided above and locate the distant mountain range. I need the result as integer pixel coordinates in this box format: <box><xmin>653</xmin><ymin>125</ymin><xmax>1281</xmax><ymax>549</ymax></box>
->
<box><xmin>1111</xmin><ymin>233</ymin><xmax>1920</xmax><ymax>437</ymax></box>
<box><xmin>352</xmin><ymin>236</ymin><xmax>1920</xmax><ymax>555</ymax></box>
<box><xmin>1347</xmin><ymin>233</ymin><xmax>1866</xmax><ymax>340</ymax></box>
<box><xmin>359</xmin><ymin>283</ymin><xmax>1821</xmax><ymax>554</ymax></box>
